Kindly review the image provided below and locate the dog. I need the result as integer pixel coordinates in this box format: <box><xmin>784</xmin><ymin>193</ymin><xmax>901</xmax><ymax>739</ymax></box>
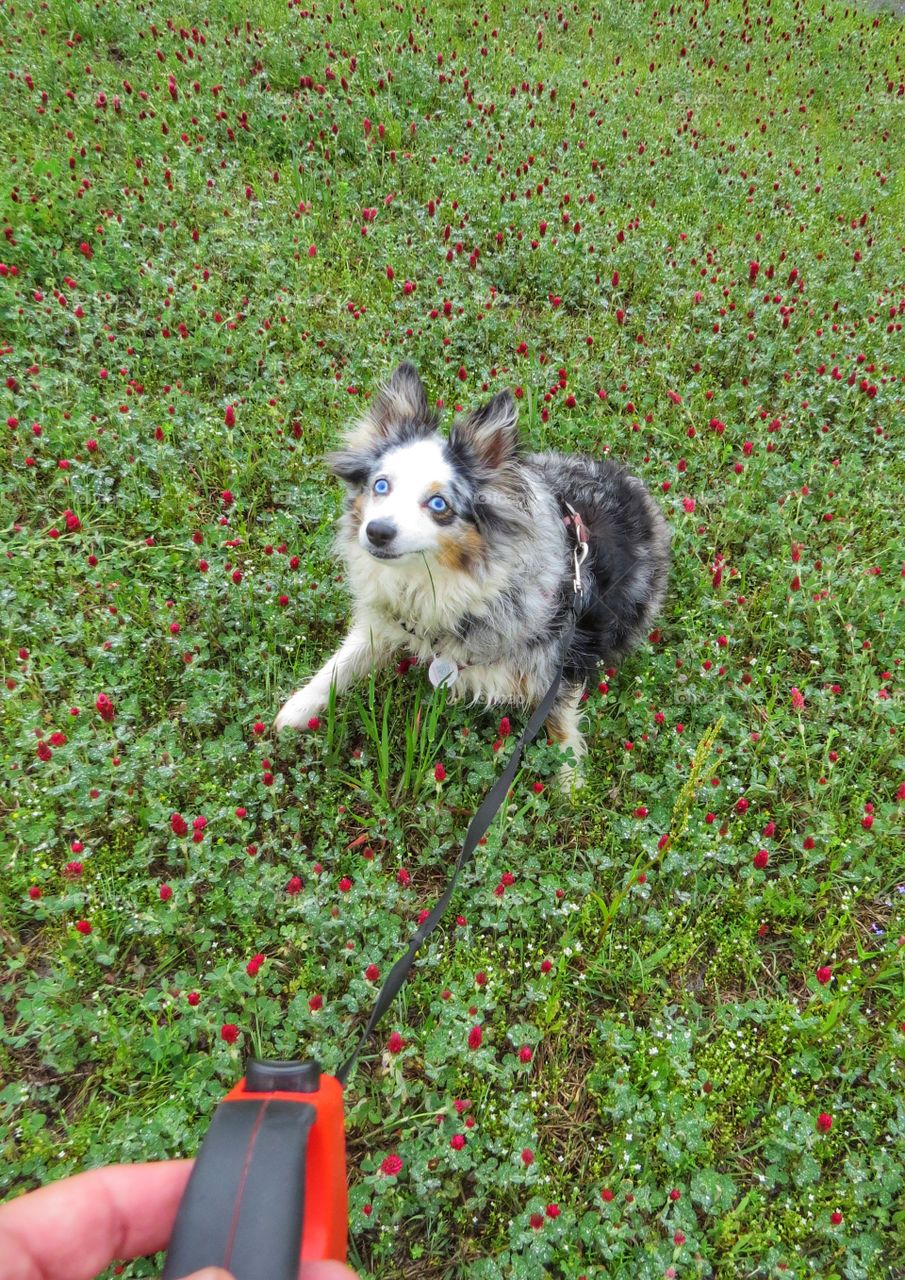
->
<box><xmin>275</xmin><ymin>362</ymin><xmax>670</xmax><ymax>784</ymax></box>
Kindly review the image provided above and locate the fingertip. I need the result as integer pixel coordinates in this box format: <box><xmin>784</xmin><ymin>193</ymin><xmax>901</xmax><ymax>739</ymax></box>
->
<box><xmin>178</xmin><ymin>1269</ymin><xmax>235</xmax><ymax>1280</ymax></box>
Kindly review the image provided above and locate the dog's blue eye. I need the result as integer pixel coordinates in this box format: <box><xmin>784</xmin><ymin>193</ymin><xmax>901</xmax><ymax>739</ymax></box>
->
<box><xmin>373</xmin><ymin>478</ymin><xmax>390</xmax><ymax>495</ymax></box>
<box><xmin>428</xmin><ymin>496</ymin><xmax>448</xmax><ymax>514</ymax></box>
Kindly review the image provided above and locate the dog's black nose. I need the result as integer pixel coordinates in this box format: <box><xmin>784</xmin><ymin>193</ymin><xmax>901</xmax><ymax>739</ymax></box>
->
<box><xmin>366</xmin><ymin>519</ymin><xmax>397</xmax><ymax>548</ymax></box>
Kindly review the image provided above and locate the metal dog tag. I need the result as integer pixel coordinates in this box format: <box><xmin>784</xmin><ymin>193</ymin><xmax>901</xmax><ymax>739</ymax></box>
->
<box><xmin>428</xmin><ymin>656</ymin><xmax>459</xmax><ymax>689</ymax></box>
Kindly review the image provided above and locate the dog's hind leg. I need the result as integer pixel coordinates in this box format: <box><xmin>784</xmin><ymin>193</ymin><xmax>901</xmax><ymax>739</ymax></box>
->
<box><xmin>274</xmin><ymin>624</ymin><xmax>393</xmax><ymax>732</ymax></box>
<box><xmin>545</xmin><ymin>681</ymin><xmax>587</xmax><ymax>791</ymax></box>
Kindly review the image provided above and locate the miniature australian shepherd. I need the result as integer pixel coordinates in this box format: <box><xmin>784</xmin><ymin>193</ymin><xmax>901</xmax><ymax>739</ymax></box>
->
<box><xmin>275</xmin><ymin>362</ymin><xmax>671</xmax><ymax>784</ymax></box>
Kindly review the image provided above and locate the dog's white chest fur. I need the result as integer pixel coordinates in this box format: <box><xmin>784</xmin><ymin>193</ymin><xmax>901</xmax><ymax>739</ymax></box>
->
<box><xmin>336</xmin><ymin>537</ymin><xmax>563</xmax><ymax>709</ymax></box>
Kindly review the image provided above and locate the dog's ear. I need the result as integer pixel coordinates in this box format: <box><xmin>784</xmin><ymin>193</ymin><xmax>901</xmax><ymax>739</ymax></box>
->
<box><xmin>328</xmin><ymin>441</ymin><xmax>374</xmax><ymax>486</ymax></box>
<box><xmin>449</xmin><ymin>390</ymin><xmax>520</xmax><ymax>470</ymax></box>
<box><xmin>369</xmin><ymin>362</ymin><xmax>432</xmax><ymax>434</ymax></box>
<box><xmin>328</xmin><ymin>363</ymin><xmax>436</xmax><ymax>484</ymax></box>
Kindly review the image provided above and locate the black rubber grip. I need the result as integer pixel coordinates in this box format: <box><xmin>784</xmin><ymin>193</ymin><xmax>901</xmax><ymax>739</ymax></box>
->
<box><xmin>162</xmin><ymin>1098</ymin><xmax>315</xmax><ymax>1280</ymax></box>
<box><xmin>246</xmin><ymin>1059</ymin><xmax>321</xmax><ymax>1093</ymax></box>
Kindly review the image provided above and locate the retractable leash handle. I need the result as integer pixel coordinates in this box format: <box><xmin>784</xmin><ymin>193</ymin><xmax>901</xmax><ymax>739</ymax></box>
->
<box><xmin>162</xmin><ymin>1059</ymin><xmax>347</xmax><ymax>1280</ymax></box>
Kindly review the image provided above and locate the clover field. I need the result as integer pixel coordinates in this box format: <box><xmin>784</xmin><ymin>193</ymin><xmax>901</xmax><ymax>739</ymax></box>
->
<box><xmin>1</xmin><ymin>0</ymin><xmax>904</xmax><ymax>1277</ymax></box>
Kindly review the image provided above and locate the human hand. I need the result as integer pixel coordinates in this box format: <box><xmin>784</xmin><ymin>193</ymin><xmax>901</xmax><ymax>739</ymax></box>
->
<box><xmin>0</xmin><ymin>1160</ymin><xmax>358</xmax><ymax>1280</ymax></box>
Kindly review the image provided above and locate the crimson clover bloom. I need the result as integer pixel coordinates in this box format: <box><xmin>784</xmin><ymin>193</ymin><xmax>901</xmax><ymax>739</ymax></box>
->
<box><xmin>816</xmin><ymin>1112</ymin><xmax>833</xmax><ymax>1133</ymax></box>
<box><xmin>220</xmin><ymin>1024</ymin><xmax>239</xmax><ymax>1044</ymax></box>
<box><xmin>380</xmin><ymin>1154</ymin><xmax>403</xmax><ymax>1176</ymax></box>
<box><xmin>468</xmin><ymin>1025</ymin><xmax>483</xmax><ymax>1050</ymax></box>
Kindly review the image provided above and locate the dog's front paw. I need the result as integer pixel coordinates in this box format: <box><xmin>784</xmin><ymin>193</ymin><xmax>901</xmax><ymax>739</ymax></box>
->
<box><xmin>554</xmin><ymin>738</ymin><xmax>587</xmax><ymax>796</ymax></box>
<box><xmin>558</xmin><ymin>761</ymin><xmax>586</xmax><ymax>796</ymax></box>
<box><xmin>274</xmin><ymin>686</ymin><xmax>324</xmax><ymax>732</ymax></box>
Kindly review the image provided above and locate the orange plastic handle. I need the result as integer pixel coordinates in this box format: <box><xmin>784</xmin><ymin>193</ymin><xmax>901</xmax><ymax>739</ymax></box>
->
<box><xmin>224</xmin><ymin>1072</ymin><xmax>347</xmax><ymax>1263</ymax></box>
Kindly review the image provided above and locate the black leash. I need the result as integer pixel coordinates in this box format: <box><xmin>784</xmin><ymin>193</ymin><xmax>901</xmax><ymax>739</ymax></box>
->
<box><xmin>336</xmin><ymin>533</ymin><xmax>589</xmax><ymax>1084</ymax></box>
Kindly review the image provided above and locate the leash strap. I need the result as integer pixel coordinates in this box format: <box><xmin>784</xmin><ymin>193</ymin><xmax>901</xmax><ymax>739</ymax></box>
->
<box><xmin>336</xmin><ymin>599</ymin><xmax>582</xmax><ymax>1085</ymax></box>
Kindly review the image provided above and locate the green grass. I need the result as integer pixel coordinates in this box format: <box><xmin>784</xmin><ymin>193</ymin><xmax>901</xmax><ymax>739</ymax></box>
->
<box><xmin>1</xmin><ymin>0</ymin><xmax>904</xmax><ymax>1276</ymax></box>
